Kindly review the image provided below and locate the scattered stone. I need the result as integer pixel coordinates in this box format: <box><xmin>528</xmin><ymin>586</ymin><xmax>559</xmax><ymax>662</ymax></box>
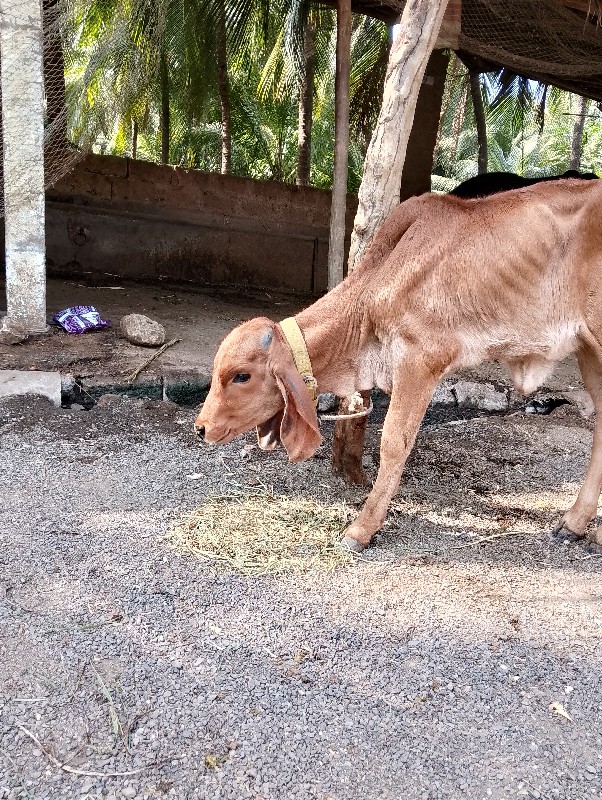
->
<box><xmin>524</xmin><ymin>398</ymin><xmax>569</xmax><ymax>415</ymax></box>
<box><xmin>317</xmin><ymin>393</ymin><xmax>338</xmax><ymax>413</ymax></box>
<box><xmin>0</xmin><ymin>317</ymin><xmax>28</xmax><ymax>345</ymax></box>
<box><xmin>120</xmin><ymin>313</ymin><xmax>166</xmax><ymax>347</ymax></box>
<box><xmin>81</xmin><ymin>375</ymin><xmax>163</xmax><ymax>404</ymax></box>
<box><xmin>432</xmin><ymin>380</ymin><xmax>456</xmax><ymax>407</ymax></box>
<box><xmin>94</xmin><ymin>392</ymin><xmax>125</xmax><ymax>407</ymax></box>
<box><xmin>562</xmin><ymin>389</ymin><xmax>595</xmax><ymax>418</ymax></box>
<box><xmin>0</xmin><ymin>370</ymin><xmax>61</xmax><ymax>406</ymax></box>
<box><xmin>453</xmin><ymin>380</ymin><xmax>508</xmax><ymax>412</ymax></box>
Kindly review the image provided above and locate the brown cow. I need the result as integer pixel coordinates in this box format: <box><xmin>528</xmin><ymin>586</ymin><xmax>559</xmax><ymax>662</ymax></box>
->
<box><xmin>195</xmin><ymin>180</ymin><xmax>602</xmax><ymax>553</ymax></box>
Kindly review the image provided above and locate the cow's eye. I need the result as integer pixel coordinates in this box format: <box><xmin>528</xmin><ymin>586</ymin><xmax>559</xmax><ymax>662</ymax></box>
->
<box><xmin>232</xmin><ymin>373</ymin><xmax>251</xmax><ymax>384</ymax></box>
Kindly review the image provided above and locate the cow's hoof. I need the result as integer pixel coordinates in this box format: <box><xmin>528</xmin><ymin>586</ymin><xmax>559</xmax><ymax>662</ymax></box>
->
<box><xmin>586</xmin><ymin>529</ymin><xmax>602</xmax><ymax>554</ymax></box>
<box><xmin>341</xmin><ymin>535</ymin><xmax>367</xmax><ymax>553</ymax></box>
<box><xmin>549</xmin><ymin>523</ymin><xmax>583</xmax><ymax>545</ymax></box>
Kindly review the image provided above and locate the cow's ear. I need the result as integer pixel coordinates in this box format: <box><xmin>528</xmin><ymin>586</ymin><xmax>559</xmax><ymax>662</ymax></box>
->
<box><xmin>273</xmin><ymin>375</ymin><xmax>321</xmax><ymax>462</ymax></box>
<box><xmin>267</xmin><ymin>332</ymin><xmax>321</xmax><ymax>462</ymax></box>
<box><xmin>256</xmin><ymin>410</ymin><xmax>283</xmax><ymax>451</ymax></box>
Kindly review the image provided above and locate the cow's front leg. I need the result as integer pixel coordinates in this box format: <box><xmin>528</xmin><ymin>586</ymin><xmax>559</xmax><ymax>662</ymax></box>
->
<box><xmin>342</xmin><ymin>354</ymin><xmax>445</xmax><ymax>552</ymax></box>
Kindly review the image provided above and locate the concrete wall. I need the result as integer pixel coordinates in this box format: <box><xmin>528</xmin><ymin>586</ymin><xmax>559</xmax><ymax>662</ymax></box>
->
<box><xmin>44</xmin><ymin>155</ymin><xmax>358</xmax><ymax>296</ymax></box>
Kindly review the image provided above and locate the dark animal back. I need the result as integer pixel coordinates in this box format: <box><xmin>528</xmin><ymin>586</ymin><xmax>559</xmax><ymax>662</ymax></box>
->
<box><xmin>450</xmin><ymin>170</ymin><xmax>598</xmax><ymax>199</ymax></box>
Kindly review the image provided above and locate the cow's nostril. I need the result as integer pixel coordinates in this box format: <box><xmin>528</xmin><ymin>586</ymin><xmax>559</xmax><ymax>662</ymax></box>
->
<box><xmin>195</xmin><ymin>425</ymin><xmax>206</xmax><ymax>440</ymax></box>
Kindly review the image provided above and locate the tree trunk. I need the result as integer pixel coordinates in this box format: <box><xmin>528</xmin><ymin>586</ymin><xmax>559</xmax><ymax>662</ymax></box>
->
<box><xmin>569</xmin><ymin>94</ymin><xmax>587</xmax><ymax>170</ymax></box>
<box><xmin>327</xmin><ymin>0</ymin><xmax>351</xmax><ymax>291</ymax></box>
<box><xmin>449</xmin><ymin>66</ymin><xmax>468</xmax><ymax>169</ymax></box>
<box><xmin>0</xmin><ymin>0</ymin><xmax>47</xmax><ymax>333</ymax></box>
<box><xmin>347</xmin><ymin>0</ymin><xmax>450</xmax><ymax>271</ymax></box>
<box><xmin>42</xmin><ymin>0</ymin><xmax>67</xmax><ymax>143</ymax></box>
<box><xmin>536</xmin><ymin>83</ymin><xmax>548</xmax><ymax>135</ymax></box>
<box><xmin>132</xmin><ymin>118</ymin><xmax>138</xmax><ymax>160</ymax></box>
<box><xmin>333</xmin><ymin>0</ymin><xmax>449</xmax><ymax>487</ymax></box>
<box><xmin>216</xmin><ymin>0</ymin><xmax>231</xmax><ymax>175</ymax></box>
<box><xmin>160</xmin><ymin>50</ymin><xmax>170</xmax><ymax>164</ymax></box>
<box><xmin>436</xmin><ymin>52</ymin><xmax>460</xmax><ymax>152</ymax></box>
<box><xmin>296</xmin><ymin>19</ymin><xmax>316</xmax><ymax>187</ymax></box>
<box><xmin>469</xmin><ymin>70</ymin><xmax>487</xmax><ymax>174</ymax></box>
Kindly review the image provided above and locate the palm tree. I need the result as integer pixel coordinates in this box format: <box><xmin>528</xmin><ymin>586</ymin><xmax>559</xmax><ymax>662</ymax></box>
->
<box><xmin>215</xmin><ymin>0</ymin><xmax>231</xmax><ymax>172</ymax></box>
<box><xmin>61</xmin><ymin>0</ymin><xmax>391</xmax><ymax>192</ymax></box>
<box><xmin>63</xmin><ymin>0</ymin><xmax>271</xmax><ymax>169</ymax></box>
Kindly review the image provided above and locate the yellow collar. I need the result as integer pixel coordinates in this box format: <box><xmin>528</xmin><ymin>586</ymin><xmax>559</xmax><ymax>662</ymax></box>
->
<box><xmin>278</xmin><ymin>317</ymin><xmax>318</xmax><ymax>406</ymax></box>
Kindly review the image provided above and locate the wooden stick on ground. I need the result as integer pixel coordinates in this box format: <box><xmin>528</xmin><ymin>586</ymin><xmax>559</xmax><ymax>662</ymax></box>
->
<box><xmin>15</xmin><ymin>721</ymin><xmax>164</xmax><ymax>778</ymax></box>
<box><xmin>126</xmin><ymin>337</ymin><xmax>181</xmax><ymax>384</ymax></box>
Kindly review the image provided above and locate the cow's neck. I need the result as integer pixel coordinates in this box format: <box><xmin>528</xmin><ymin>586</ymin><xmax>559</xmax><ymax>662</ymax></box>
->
<box><xmin>293</xmin><ymin>284</ymin><xmax>368</xmax><ymax>397</ymax></box>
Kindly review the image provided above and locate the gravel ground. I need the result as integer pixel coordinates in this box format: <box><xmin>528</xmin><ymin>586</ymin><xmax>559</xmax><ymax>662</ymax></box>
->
<box><xmin>1</xmin><ymin>394</ymin><xmax>601</xmax><ymax>800</ymax></box>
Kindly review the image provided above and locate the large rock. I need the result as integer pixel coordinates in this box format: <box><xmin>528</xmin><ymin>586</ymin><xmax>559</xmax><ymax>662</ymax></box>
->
<box><xmin>561</xmin><ymin>389</ymin><xmax>595</xmax><ymax>418</ymax></box>
<box><xmin>432</xmin><ymin>380</ymin><xmax>456</xmax><ymax>406</ymax></box>
<box><xmin>453</xmin><ymin>380</ymin><xmax>508</xmax><ymax>412</ymax></box>
<box><xmin>0</xmin><ymin>317</ymin><xmax>28</xmax><ymax>345</ymax></box>
<box><xmin>120</xmin><ymin>314</ymin><xmax>166</xmax><ymax>347</ymax></box>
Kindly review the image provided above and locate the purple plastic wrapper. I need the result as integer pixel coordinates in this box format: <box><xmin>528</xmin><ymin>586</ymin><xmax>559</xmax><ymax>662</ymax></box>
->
<box><xmin>53</xmin><ymin>305</ymin><xmax>111</xmax><ymax>334</ymax></box>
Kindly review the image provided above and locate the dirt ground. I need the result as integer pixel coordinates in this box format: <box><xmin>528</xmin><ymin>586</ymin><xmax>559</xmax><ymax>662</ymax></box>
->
<box><xmin>0</xmin><ymin>277</ymin><xmax>584</xmax><ymax>394</ymax></box>
<box><xmin>1</xmin><ymin>395</ymin><xmax>602</xmax><ymax>799</ymax></box>
<box><xmin>1</xmin><ymin>278</ymin><xmax>601</xmax><ymax>799</ymax></box>
<box><xmin>0</xmin><ymin>278</ymin><xmax>303</xmax><ymax>381</ymax></box>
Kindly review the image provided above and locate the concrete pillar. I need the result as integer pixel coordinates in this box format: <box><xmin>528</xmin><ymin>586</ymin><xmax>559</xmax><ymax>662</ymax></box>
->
<box><xmin>327</xmin><ymin>0</ymin><xmax>351</xmax><ymax>291</ymax></box>
<box><xmin>1</xmin><ymin>0</ymin><xmax>47</xmax><ymax>333</ymax></box>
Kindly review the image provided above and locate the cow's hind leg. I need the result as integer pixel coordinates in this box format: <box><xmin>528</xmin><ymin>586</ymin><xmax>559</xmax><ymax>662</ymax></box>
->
<box><xmin>342</xmin><ymin>353</ymin><xmax>446</xmax><ymax>552</ymax></box>
<box><xmin>553</xmin><ymin>342</ymin><xmax>602</xmax><ymax>552</ymax></box>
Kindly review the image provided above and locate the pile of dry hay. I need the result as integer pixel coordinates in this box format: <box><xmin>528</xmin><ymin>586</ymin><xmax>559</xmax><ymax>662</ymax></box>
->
<box><xmin>169</xmin><ymin>492</ymin><xmax>355</xmax><ymax>575</ymax></box>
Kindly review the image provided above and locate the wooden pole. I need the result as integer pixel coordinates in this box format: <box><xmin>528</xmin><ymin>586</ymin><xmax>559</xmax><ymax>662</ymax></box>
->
<box><xmin>333</xmin><ymin>0</ymin><xmax>450</xmax><ymax>486</ymax></box>
<box><xmin>327</xmin><ymin>0</ymin><xmax>352</xmax><ymax>290</ymax></box>
<box><xmin>347</xmin><ymin>0</ymin><xmax>450</xmax><ymax>271</ymax></box>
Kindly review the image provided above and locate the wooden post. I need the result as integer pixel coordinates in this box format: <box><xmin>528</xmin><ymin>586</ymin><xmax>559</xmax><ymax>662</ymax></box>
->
<box><xmin>348</xmin><ymin>0</ymin><xmax>450</xmax><ymax>271</ymax></box>
<box><xmin>332</xmin><ymin>0</ymin><xmax>450</xmax><ymax>486</ymax></box>
<box><xmin>327</xmin><ymin>0</ymin><xmax>351</xmax><ymax>290</ymax></box>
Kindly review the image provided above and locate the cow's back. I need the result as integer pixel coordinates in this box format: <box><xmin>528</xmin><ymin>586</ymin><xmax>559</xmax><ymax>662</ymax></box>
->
<box><xmin>354</xmin><ymin>180</ymin><xmax>602</xmax><ymax>378</ymax></box>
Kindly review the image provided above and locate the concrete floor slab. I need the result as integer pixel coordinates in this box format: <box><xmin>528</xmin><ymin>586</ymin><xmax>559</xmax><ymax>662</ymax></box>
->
<box><xmin>0</xmin><ymin>369</ymin><xmax>61</xmax><ymax>405</ymax></box>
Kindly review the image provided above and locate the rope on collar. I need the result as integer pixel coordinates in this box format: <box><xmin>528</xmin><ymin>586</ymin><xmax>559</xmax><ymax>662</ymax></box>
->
<box><xmin>278</xmin><ymin>317</ymin><xmax>318</xmax><ymax>406</ymax></box>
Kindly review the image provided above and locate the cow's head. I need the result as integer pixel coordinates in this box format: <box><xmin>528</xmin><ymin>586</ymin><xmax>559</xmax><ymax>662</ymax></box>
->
<box><xmin>194</xmin><ymin>317</ymin><xmax>321</xmax><ymax>462</ymax></box>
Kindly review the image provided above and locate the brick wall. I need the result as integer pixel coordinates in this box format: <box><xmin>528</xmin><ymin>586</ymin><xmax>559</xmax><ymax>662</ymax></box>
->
<box><xmin>44</xmin><ymin>155</ymin><xmax>358</xmax><ymax>296</ymax></box>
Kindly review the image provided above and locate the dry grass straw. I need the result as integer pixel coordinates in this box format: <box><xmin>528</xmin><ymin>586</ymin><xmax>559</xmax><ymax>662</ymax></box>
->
<box><xmin>169</xmin><ymin>492</ymin><xmax>354</xmax><ymax>575</ymax></box>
